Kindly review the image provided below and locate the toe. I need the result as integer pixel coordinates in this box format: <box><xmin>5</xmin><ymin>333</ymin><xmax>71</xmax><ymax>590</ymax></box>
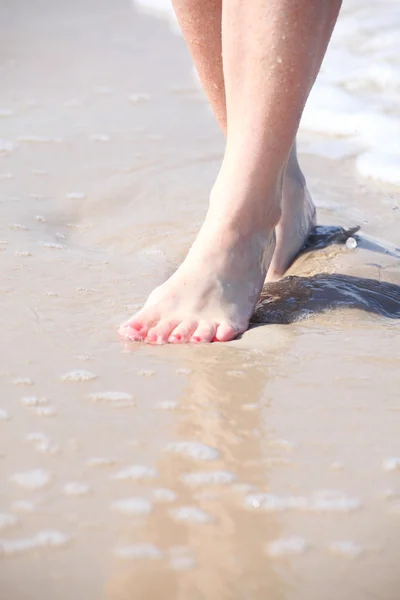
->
<box><xmin>190</xmin><ymin>321</ymin><xmax>216</xmax><ymax>343</ymax></box>
<box><xmin>145</xmin><ymin>319</ymin><xmax>180</xmax><ymax>345</ymax></box>
<box><xmin>119</xmin><ymin>310</ymin><xmax>158</xmax><ymax>341</ymax></box>
<box><xmin>213</xmin><ymin>323</ymin><xmax>239</xmax><ymax>343</ymax></box>
<box><xmin>117</xmin><ymin>324</ymin><xmax>146</xmax><ymax>341</ymax></box>
<box><xmin>168</xmin><ymin>321</ymin><xmax>198</xmax><ymax>344</ymax></box>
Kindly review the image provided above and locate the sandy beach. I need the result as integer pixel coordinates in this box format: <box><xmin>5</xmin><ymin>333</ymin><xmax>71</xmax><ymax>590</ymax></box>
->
<box><xmin>1</xmin><ymin>1</ymin><xmax>400</xmax><ymax>598</ymax></box>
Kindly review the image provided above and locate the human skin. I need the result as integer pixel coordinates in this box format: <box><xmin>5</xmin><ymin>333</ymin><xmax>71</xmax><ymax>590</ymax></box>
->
<box><xmin>118</xmin><ymin>0</ymin><xmax>342</xmax><ymax>344</ymax></box>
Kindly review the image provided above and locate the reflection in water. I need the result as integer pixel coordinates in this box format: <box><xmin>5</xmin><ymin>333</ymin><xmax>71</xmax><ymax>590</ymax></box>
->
<box><xmin>254</xmin><ymin>274</ymin><xmax>400</xmax><ymax>324</ymax></box>
<box><xmin>108</xmin><ymin>349</ymin><xmax>289</xmax><ymax>600</ymax></box>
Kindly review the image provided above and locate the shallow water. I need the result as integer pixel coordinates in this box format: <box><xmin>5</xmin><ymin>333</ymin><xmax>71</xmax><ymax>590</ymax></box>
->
<box><xmin>1</xmin><ymin>1</ymin><xmax>400</xmax><ymax>599</ymax></box>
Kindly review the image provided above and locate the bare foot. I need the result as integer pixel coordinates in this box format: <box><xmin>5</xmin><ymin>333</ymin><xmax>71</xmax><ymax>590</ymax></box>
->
<box><xmin>267</xmin><ymin>170</ymin><xmax>316</xmax><ymax>281</ymax></box>
<box><xmin>118</xmin><ymin>196</ymin><xmax>278</xmax><ymax>344</ymax></box>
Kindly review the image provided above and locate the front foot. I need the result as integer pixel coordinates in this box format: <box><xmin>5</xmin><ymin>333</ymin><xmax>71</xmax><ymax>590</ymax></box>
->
<box><xmin>118</xmin><ymin>220</ymin><xmax>276</xmax><ymax>345</ymax></box>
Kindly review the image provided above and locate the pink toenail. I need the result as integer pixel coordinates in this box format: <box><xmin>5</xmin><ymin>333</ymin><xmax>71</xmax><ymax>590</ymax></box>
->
<box><xmin>130</xmin><ymin>323</ymin><xmax>142</xmax><ymax>331</ymax></box>
<box><xmin>191</xmin><ymin>336</ymin><xmax>201</xmax><ymax>343</ymax></box>
<box><xmin>168</xmin><ymin>334</ymin><xmax>181</xmax><ymax>343</ymax></box>
<box><xmin>146</xmin><ymin>333</ymin><xmax>157</xmax><ymax>342</ymax></box>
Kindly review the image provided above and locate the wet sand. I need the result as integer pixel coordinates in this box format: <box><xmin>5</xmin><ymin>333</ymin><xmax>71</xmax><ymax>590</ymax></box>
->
<box><xmin>1</xmin><ymin>1</ymin><xmax>400</xmax><ymax>599</ymax></box>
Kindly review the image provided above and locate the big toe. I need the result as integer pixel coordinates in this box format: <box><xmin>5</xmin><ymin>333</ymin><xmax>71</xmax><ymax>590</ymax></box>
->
<box><xmin>118</xmin><ymin>310</ymin><xmax>157</xmax><ymax>341</ymax></box>
<box><xmin>213</xmin><ymin>323</ymin><xmax>239</xmax><ymax>343</ymax></box>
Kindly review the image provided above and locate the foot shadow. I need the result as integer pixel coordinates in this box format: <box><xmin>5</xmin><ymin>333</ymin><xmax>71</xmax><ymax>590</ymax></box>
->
<box><xmin>253</xmin><ymin>274</ymin><xmax>400</xmax><ymax>324</ymax></box>
<box><xmin>252</xmin><ymin>225</ymin><xmax>400</xmax><ymax>325</ymax></box>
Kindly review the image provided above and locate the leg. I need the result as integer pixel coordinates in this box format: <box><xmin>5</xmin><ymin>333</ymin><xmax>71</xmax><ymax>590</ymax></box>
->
<box><xmin>170</xmin><ymin>0</ymin><xmax>331</xmax><ymax>280</ymax></box>
<box><xmin>118</xmin><ymin>0</ymin><xmax>341</xmax><ymax>344</ymax></box>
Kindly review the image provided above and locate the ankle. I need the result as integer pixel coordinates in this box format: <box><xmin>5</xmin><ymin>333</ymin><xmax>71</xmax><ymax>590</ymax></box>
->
<box><xmin>285</xmin><ymin>156</ymin><xmax>306</xmax><ymax>189</ymax></box>
<box><xmin>208</xmin><ymin>174</ymin><xmax>282</xmax><ymax>235</ymax></box>
<box><xmin>207</xmin><ymin>189</ymin><xmax>281</xmax><ymax>239</ymax></box>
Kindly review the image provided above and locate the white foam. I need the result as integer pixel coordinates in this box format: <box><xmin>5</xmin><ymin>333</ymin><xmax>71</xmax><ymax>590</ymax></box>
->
<box><xmin>42</xmin><ymin>242</ymin><xmax>65</xmax><ymax>250</ymax></box>
<box><xmin>329</xmin><ymin>540</ymin><xmax>363</xmax><ymax>558</ymax></box>
<box><xmin>17</xmin><ymin>135</ymin><xmax>63</xmax><ymax>143</ymax></box>
<box><xmin>12</xmin><ymin>377</ymin><xmax>33</xmax><ymax>386</ymax></box>
<box><xmin>11</xmin><ymin>501</ymin><xmax>36</xmax><ymax>513</ymax></box>
<box><xmin>0</xmin><ymin>409</ymin><xmax>10</xmax><ymax>420</ymax></box>
<box><xmin>11</xmin><ymin>469</ymin><xmax>51</xmax><ymax>490</ymax></box>
<box><xmin>63</xmin><ymin>482</ymin><xmax>91</xmax><ymax>496</ymax></box>
<box><xmin>95</xmin><ymin>86</ymin><xmax>114</xmax><ymax>95</ymax></box>
<box><xmin>170</xmin><ymin>506</ymin><xmax>212</xmax><ymax>523</ymax></box>
<box><xmin>226</xmin><ymin>370</ymin><xmax>245</xmax><ymax>377</ymax></box>
<box><xmin>357</xmin><ymin>151</ymin><xmax>400</xmax><ymax>186</ymax></box>
<box><xmin>152</xmin><ymin>488</ymin><xmax>177</xmax><ymax>502</ymax></box>
<box><xmin>165</xmin><ymin>441</ymin><xmax>219</xmax><ymax>461</ymax></box>
<box><xmin>266</xmin><ymin>537</ymin><xmax>309</xmax><ymax>557</ymax></box>
<box><xmin>383</xmin><ymin>457</ymin><xmax>400</xmax><ymax>472</ymax></box>
<box><xmin>35</xmin><ymin>406</ymin><xmax>57</xmax><ymax>417</ymax></box>
<box><xmin>0</xmin><ymin>139</ymin><xmax>15</xmax><ymax>153</ymax></box>
<box><xmin>0</xmin><ymin>109</ymin><xmax>15</xmax><ymax>117</ymax></box>
<box><xmin>25</xmin><ymin>432</ymin><xmax>48</xmax><ymax>443</ymax></box>
<box><xmin>9</xmin><ymin>221</ymin><xmax>27</xmax><ymax>230</ymax></box>
<box><xmin>128</xmin><ymin>93</ymin><xmax>151</xmax><ymax>103</ymax></box>
<box><xmin>268</xmin><ymin>439</ymin><xmax>296</xmax><ymax>451</ymax></box>
<box><xmin>303</xmin><ymin>4</ymin><xmax>400</xmax><ymax>185</ymax></box>
<box><xmin>157</xmin><ymin>401</ymin><xmax>178</xmax><ymax>410</ymax></box>
<box><xmin>113</xmin><ymin>465</ymin><xmax>158</xmax><ymax>480</ymax></box>
<box><xmin>133</xmin><ymin>0</ymin><xmax>179</xmax><ymax>34</ymax></box>
<box><xmin>0</xmin><ymin>514</ymin><xmax>18</xmax><ymax>531</ymax></box>
<box><xmin>111</xmin><ymin>497</ymin><xmax>153</xmax><ymax>516</ymax></box>
<box><xmin>21</xmin><ymin>396</ymin><xmax>49</xmax><ymax>407</ymax></box>
<box><xmin>86</xmin><ymin>457</ymin><xmax>116</xmax><ymax>468</ymax></box>
<box><xmin>61</xmin><ymin>370</ymin><xmax>97</xmax><ymax>382</ymax></box>
<box><xmin>25</xmin><ymin>432</ymin><xmax>59</xmax><ymax>454</ymax></box>
<box><xmin>114</xmin><ymin>543</ymin><xmax>163</xmax><ymax>560</ymax></box>
<box><xmin>137</xmin><ymin>369</ymin><xmax>156</xmax><ymax>377</ymax></box>
<box><xmin>133</xmin><ymin>0</ymin><xmax>400</xmax><ymax>186</ymax></box>
<box><xmin>65</xmin><ymin>192</ymin><xmax>86</xmax><ymax>200</ymax></box>
<box><xmin>0</xmin><ymin>531</ymin><xmax>69</xmax><ymax>556</ymax></box>
<box><xmin>88</xmin><ymin>391</ymin><xmax>133</xmax><ymax>403</ymax></box>
<box><xmin>181</xmin><ymin>470</ymin><xmax>236</xmax><ymax>486</ymax></box>
<box><xmin>245</xmin><ymin>490</ymin><xmax>361</xmax><ymax>513</ymax></box>
<box><xmin>90</xmin><ymin>134</ymin><xmax>111</xmax><ymax>142</ymax></box>
<box><xmin>169</xmin><ymin>552</ymin><xmax>196</xmax><ymax>571</ymax></box>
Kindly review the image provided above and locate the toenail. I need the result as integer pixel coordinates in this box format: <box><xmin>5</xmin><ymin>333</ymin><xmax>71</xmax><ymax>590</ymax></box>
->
<box><xmin>169</xmin><ymin>334</ymin><xmax>181</xmax><ymax>343</ymax></box>
<box><xmin>191</xmin><ymin>336</ymin><xmax>201</xmax><ymax>343</ymax></box>
<box><xmin>146</xmin><ymin>334</ymin><xmax>157</xmax><ymax>343</ymax></box>
<box><xmin>129</xmin><ymin>323</ymin><xmax>142</xmax><ymax>331</ymax></box>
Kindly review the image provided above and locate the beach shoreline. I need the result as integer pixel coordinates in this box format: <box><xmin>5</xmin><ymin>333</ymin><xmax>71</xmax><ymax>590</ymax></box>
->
<box><xmin>0</xmin><ymin>1</ymin><xmax>399</xmax><ymax>598</ymax></box>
